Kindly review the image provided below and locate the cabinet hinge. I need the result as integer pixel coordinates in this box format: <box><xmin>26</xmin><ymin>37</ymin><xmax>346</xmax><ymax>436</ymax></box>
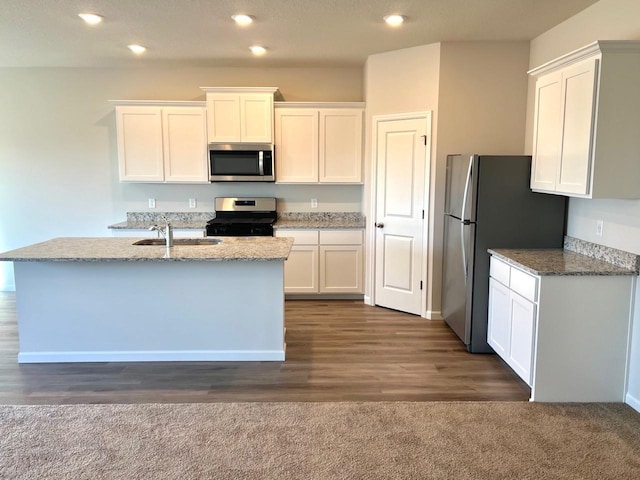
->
<box><xmin>421</xmin><ymin>134</ymin><xmax>427</xmax><ymax>146</ymax></box>
<box><xmin>420</xmin><ymin>281</ymin><xmax>423</xmax><ymax>290</ymax></box>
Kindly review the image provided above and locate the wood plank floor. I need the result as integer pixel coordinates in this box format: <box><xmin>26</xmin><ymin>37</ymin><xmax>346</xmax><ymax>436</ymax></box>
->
<box><xmin>0</xmin><ymin>292</ymin><xmax>530</xmax><ymax>404</ymax></box>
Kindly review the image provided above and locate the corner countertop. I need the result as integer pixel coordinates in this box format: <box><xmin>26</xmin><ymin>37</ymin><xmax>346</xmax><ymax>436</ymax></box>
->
<box><xmin>0</xmin><ymin>237</ymin><xmax>293</xmax><ymax>262</ymax></box>
<box><xmin>488</xmin><ymin>248</ymin><xmax>636</xmax><ymax>276</ymax></box>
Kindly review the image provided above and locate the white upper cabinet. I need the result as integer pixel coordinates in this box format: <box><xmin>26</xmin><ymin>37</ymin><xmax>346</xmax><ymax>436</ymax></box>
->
<box><xmin>529</xmin><ymin>40</ymin><xmax>640</xmax><ymax>198</ymax></box>
<box><xmin>116</xmin><ymin>106</ymin><xmax>164</xmax><ymax>182</ymax></box>
<box><xmin>275</xmin><ymin>103</ymin><xmax>364</xmax><ymax>184</ymax></box>
<box><xmin>202</xmin><ymin>87</ymin><xmax>279</xmax><ymax>144</ymax></box>
<box><xmin>114</xmin><ymin>102</ymin><xmax>208</xmax><ymax>183</ymax></box>
<box><xmin>275</xmin><ymin>108</ymin><xmax>319</xmax><ymax>182</ymax></box>
<box><xmin>162</xmin><ymin>107</ymin><xmax>209</xmax><ymax>182</ymax></box>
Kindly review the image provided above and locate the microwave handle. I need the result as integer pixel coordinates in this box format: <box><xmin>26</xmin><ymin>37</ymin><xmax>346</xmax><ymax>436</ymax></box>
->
<box><xmin>258</xmin><ymin>151</ymin><xmax>264</xmax><ymax>176</ymax></box>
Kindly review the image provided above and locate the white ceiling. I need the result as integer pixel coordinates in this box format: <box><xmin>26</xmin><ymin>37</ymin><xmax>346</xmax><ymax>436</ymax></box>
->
<box><xmin>0</xmin><ymin>0</ymin><xmax>599</xmax><ymax>68</ymax></box>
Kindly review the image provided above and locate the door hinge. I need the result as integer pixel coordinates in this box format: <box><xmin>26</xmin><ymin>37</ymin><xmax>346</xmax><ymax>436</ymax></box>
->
<box><xmin>421</xmin><ymin>134</ymin><xmax>427</xmax><ymax>146</ymax></box>
<box><xmin>422</xmin><ymin>210</ymin><xmax>425</xmax><ymax>219</ymax></box>
<box><xmin>420</xmin><ymin>281</ymin><xmax>423</xmax><ymax>290</ymax></box>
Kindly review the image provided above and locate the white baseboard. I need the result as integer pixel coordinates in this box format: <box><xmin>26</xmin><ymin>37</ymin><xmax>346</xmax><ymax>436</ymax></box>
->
<box><xmin>425</xmin><ymin>310</ymin><xmax>443</xmax><ymax>320</ymax></box>
<box><xmin>364</xmin><ymin>295</ymin><xmax>373</xmax><ymax>305</ymax></box>
<box><xmin>17</xmin><ymin>349</ymin><xmax>286</xmax><ymax>363</ymax></box>
<box><xmin>626</xmin><ymin>392</ymin><xmax>640</xmax><ymax>413</ymax></box>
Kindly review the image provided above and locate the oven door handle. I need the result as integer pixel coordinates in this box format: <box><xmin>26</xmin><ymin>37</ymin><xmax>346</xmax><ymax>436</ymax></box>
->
<box><xmin>258</xmin><ymin>151</ymin><xmax>265</xmax><ymax>176</ymax></box>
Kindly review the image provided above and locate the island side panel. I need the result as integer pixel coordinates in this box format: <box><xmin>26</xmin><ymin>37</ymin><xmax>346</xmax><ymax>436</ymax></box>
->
<box><xmin>532</xmin><ymin>275</ymin><xmax>633</xmax><ymax>402</ymax></box>
<box><xmin>13</xmin><ymin>260</ymin><xmax>285</xmax><ymax>362</ymax></box>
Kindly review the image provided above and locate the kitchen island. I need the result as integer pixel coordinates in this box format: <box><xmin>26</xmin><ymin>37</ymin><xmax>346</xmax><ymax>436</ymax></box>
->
<box><xmin>0</xmin><ymin>236</ymin><xmax>293</xmax><ymax>363</ymax></box>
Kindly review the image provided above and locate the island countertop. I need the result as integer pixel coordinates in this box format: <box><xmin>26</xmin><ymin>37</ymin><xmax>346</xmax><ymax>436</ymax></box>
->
<box><xmin>0</xmin><ymin>237</ymin><xmax>293</xmax><ymax>262</ymax></box>
<box><xmin>488</xmin><ymin>248</ymin><xmax>636</xmax><ymax>276</ymax></box>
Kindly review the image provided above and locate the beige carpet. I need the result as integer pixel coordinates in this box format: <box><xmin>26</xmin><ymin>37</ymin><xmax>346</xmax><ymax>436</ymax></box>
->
<box><xmin>1</xmin><ymin>402</ymin><xmax>639</xmax><ymax>479</ymax></box>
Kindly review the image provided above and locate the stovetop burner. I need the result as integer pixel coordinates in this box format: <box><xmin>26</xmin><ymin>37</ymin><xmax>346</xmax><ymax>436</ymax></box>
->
<box><xmin>206</xmin><ymin>197</ymin><xmax>277</xmax><ymax>237</ymax></box>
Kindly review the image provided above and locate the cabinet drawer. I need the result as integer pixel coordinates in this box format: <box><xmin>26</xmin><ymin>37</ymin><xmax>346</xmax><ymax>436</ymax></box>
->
<box><xmin>490</xmin><ymin>257</ymin><xmax>511</xmax><ymax>286</ymax></box>
<box><xmin>509</xmin><ymin>267</ymin><xmax>538</xmax><ymax>302</ymax></box>
<box><xmin>275</xmin><ymin>229</ymin><xmax>318</xmax><ymax>245</ymax></box>
<box><xmin>319</xmin><ymin>230</ymin><xmax>363</xmax><ymax>245</ymax></box>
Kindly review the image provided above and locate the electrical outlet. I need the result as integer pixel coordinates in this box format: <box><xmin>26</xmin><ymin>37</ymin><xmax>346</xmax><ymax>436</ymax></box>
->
<box><xmin>596</xmin><ymin>219</ymin><xmax>604</xmax><ymax>237</ymax></box>
<box><xmin>148</xmin><ymin>198</ymin><xmax>156</xmax><ymax>209</ymax></box>
<box><xmin>189</xmin><ymin>198</ymin><xmax>197</xmax><ymax>208</ymax></box>
<box><xmin>311</xmin><ymin>198</ymin><xmax>318</xmax><ymax>208</ymax></box>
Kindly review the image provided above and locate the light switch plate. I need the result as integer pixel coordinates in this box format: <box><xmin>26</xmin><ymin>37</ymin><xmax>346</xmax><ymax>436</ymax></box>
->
<box><xmin>148</xmin><ymin>198</ymin><xmax>156</xmax><ymax>209</ymax></box>
<box><xmin>189</xmin><ymin>198</ymin><xmax>197</xmax><ymax>208</ymax></box>
<box><xmin>311</xmin><ymin>198</ymin><xmax>318</xmax><ymax>208</ymax></box>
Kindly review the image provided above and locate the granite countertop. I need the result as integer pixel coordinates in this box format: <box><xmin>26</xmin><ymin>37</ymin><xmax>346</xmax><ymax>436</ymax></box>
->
<box><xmin>109</xmin><ymin>220</ymin><xmax>207</xmax><ymax>230</ymax></box>
<box><xmin>108</xmin><ymin>212</ymin><xmax>366</xmax><ymax>230</ymax></box>
<box><xmin>0</xmin><ymin>237</ymin><xmax>293</xmax><ymax>262</ymax></box>
<box><xmin>273</xmin><ymin>212</ymin><xmax>365</xmax><ymax>230</ymax></box>
<box><xmin>488</xmin><ymin>248</ymin><xmax>636</xmax><ymax>276</ymax></box>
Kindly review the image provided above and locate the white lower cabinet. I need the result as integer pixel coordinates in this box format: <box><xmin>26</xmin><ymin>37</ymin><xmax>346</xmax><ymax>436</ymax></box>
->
<box><xmin>276</xmin><ymin>229</ymin><xmax>363</xmax><ymax>295</ymax></box>
<box><xmin>488</xmin><ymin>255</ymin><xmax>634</xmax><ymax>402</ymax></box>
<box><xmin>488</xmin><ymin>278</ymin><xmax>535</xmax><ymax>385</ymax></box>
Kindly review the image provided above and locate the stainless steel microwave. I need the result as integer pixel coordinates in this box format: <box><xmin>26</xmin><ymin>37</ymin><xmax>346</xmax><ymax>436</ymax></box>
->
<box><xmin>209</xmin><ymin>143</ymin><xmax>275</xmax><ymax>182</ymax></box>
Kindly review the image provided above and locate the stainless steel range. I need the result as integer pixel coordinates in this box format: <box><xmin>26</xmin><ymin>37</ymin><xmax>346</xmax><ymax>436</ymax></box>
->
<box><xmin>206</xmin><ymin>197</ymin><xmax>277</xmax><ymax>237</ymax></box>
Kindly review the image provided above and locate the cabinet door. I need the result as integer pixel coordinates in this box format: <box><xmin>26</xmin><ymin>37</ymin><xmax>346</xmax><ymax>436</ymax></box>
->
<box><xmin>116</xmin><ymin>107</ymin><xmax>164</xmax><ymax>182</ymax></box>
<box><xmin>319</xmin><ymin>245</ymin><xmax>363</xmax><ymax>293</ymax></box>
<box><xmin>283</xmin><ymin>245</ymin><xmax>319</xmax><ymax>293</ymax></box>
<box><xmin>206</xmin><ymin>94</ymin><xmax>241</xmax><ymax>142</ymax></box>
<box><xmin>556</xmin><ymin>58</ymin><xmax>598</xmax><ymax>196</ymax></box>
<box><xmin>275</xmin><ymin>108</ymin><xmax>319</xmax><ymax>183</ymax></box>
<box><xmin>531</xmin><ymin>72</ymin><xmax>562</xmax><ymax>192</ymax></box>
<box><xmin>487</xmin><ymin>278</ymin><xmax>511</xmax><ymax>360</ymax></box>
<box><xmin>162</xmin><ymin>107</ymin><xmax>209</xmax><ymax>183</ymax></box>
<box><xmin>319</xmin><ymin>109</ymin><xmax>363</xmax><ymax>183</ymax></box>
<box><xmin>509</xmin><ymin>292</ymin><xmax>536</xmax><ymax>386</ymax></box>
<box><xmin>241</xmin><ymin>94</ymin><xmax>273</xmax><ymax>143</ymax></box>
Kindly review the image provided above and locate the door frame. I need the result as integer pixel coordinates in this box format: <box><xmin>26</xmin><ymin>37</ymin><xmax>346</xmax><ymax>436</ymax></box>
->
<box><xmin>366</xmin><ymin>111</ymin><xmax>433</xmax><ymax>318</ymax></box>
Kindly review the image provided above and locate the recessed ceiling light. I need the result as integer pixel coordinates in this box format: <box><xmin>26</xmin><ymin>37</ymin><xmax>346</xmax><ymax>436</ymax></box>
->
<box><xmin>232</xmin><ymin>14</ymin><xmax>253</xmax><ymax>26</ymax></box>
<box><xmin>128</xmin><ymin>44</ymin><xmax>147</xmax><ymax>55</ymax></box>
<box><xmin>383</xmin><ymin>14</ymin><xmax>405</xmax><ymax>27</ymax></box>
<box><xmin>78</xmin><ymin>13</ymin><xmax>103</xmax><ymax>25</ymax></box>
<box><xmin>249</xmin><ymin>45</ymin><xmax>267</xmax><ymax>56</ymax></box>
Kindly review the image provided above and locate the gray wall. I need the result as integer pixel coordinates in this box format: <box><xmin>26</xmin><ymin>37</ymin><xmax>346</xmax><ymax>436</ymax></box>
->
<box><xmin>0</xmin><ymin>66</ymin><xmax>363</xmax><ymax>289</ymax></box>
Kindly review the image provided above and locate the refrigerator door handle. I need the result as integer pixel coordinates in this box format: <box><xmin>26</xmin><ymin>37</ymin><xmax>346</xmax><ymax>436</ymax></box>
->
<box><xmin>460</xmin><ymin>221</ymin><xmax>467</xmax><ymax>283</ymax></box>
<box><xmin>460</xmin><ymin>156</ymin><xmax>473</xmax><ymax>222</ymax></box>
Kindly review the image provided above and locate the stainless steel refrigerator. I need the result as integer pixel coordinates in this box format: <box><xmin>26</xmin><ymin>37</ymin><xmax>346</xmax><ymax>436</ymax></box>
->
<box><xmin>442</xmin><ymin>154</ymin><xmax>566</xmax><ymax>353</ymax></box>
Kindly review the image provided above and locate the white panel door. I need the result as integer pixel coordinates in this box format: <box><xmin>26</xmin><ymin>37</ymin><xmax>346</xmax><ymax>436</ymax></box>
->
<box><xmin>116</xmin><ymin>106</ymin><xmax>164</xmax><ymax>182</ymax></box>
<box><xmin>319</xmin><ymin>246</ymin><xmax>363</xmax><ymax>293</ymax></box>
<box><xmin>206</xmin><ymin>94</ymin><xmax>241</xmax><ymax>142</ymax></box>
<box><xmin>556</xmin><ymin>58</ymin><xmax>598</xmax><ymax>195</ymax></box>
<box><xmin>374</xmin><ymin>117</ymin><xmax>428</xmax><ymax>315</ymax></box>
<box><xmin>487</xmin><ymin>277</ymin><xmax>511</xmax><ymax>358</ymax></box>
<box><xmin>531</xmin><ymin>72</ymin><xmax>562</xmax><ymax>192</ymax></box>
<box><xmin>162</xmin><ymin>107</ymin><xmax>208</xmax><ymax>183</ymax></box>
<box><xmin>319</xmin><ymin>109</ymin><xmax>363</xmax><ymax>183</ymax></box>
<box><xmin>282</xmin><ymin>246</ymin><xmax>319</xmax><ymax>293</ymax></box>
<box><xmin>509</xmin><ymin>292</ymin><xmax>536</xmax><ymax>385</ymax></box>
<box><xmin>241</xmin><ymin>94</ymin><xmax>273</xmax><ymax>143</ymax></box>
<box><xmin>275</xmin><ymin>108</ymin><xmax>319</xmax><ymax>183</ymax></box>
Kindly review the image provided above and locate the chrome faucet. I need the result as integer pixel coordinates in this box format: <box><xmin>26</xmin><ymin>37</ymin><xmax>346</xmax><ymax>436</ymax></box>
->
<box><xmin>149</xmin><ymin>215</ymin><xmax>174</xmax><ymax>248</ymax></box>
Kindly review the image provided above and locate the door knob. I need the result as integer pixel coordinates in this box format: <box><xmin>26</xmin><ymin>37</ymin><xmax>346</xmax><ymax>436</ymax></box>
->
<box><xmin>375</xmin><ymin>222</ymin><xmax>384</xmax><ymax>228</ymax></box>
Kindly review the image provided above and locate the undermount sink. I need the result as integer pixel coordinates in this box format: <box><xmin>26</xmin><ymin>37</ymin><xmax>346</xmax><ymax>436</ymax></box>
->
<box><xmin>132</xmin><ymin>238</ymin><xmax>223</xmax><ymax>246</ymax></box>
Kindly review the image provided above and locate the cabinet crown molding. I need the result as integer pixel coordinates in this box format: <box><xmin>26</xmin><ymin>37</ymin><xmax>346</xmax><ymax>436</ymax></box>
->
<box><xmin>200</xmin><ymin>86</ymin><xmax>280</xmax><ymax>94</ymax></box>
<box><xmin>528</xmin><ymin>40</ymin><xmax>640</xmax><ymax>77</ymax></box>
<box><xmin>109</xmin><ymin>100</ymin><xmax>206</xmax><ymax>107</ymax></box>
<box><xmin>275</xmin><ymin>102</ymin><xmax>365</xmax><ymax>109</ymax></box>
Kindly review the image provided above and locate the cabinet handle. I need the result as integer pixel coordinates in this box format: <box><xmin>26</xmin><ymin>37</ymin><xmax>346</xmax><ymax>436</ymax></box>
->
<box><xmin>375</xmin><ymin>222</ymin><xmax>384</xmax><ymax>228</ymax></box>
